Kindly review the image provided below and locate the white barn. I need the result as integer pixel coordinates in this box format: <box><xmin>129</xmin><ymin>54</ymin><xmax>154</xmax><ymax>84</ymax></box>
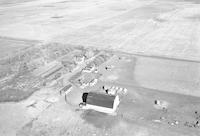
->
<box><xmin>80</xmin><ymin>92</ymin><xmax>120</xmax><ymax>114</ymax></box>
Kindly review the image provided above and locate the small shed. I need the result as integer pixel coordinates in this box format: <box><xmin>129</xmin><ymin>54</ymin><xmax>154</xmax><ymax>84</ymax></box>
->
<box><xmin>60</xmin><ymin>84</ymin><xmax>73</xmax><ymax>95</ymax></box>
<box><xmin>81</xmin><ymin>92</ymin><xmax>120</xmax><ymax>114</ymax></box>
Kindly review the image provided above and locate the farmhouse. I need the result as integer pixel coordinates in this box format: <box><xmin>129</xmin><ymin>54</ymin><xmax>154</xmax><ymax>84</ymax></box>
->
<box><xmin>82</xmin><ymin>63</ymin><xmax>96</xmax><ymax>73</ymax></box>
<box><xmin>80</xmin><ymin>92</ymin><xmax>120</xmax><ymax>114</ymax></box>
<box><xmin>74</xmin><ymin>55</ymin><xmax>85</xmax><ymax>64</ymax></box>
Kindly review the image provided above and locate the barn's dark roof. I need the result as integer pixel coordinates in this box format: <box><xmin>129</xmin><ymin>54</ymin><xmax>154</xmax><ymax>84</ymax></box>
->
<box><xmin>82</xmin><ymin>92</ymin><xmax>115</xmax><ymax>108</ymax></box>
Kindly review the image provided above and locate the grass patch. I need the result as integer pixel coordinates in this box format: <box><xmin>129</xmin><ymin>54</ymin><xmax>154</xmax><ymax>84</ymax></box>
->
<box><xmin>0</xmin><ymin>88</ymin><xmax>36</xmax><ymax>103</ymax></box>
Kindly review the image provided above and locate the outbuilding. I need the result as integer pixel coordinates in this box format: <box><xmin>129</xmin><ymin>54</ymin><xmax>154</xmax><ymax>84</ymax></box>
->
<box><xmin>79</xmin><ymin>92</ymin><xmax>120</xmax><ymax>114</ymax></box>
<box><xmin>60</xmin><ymin>84</ymin><xmax>73</xmax><ymax>95</ymax></box>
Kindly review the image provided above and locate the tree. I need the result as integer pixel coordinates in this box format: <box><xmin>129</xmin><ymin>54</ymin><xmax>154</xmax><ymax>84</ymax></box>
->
<box><xmin>85</xmin><ymin>49</ymin><xmax>94</xmax><ymax>59</ymax></box>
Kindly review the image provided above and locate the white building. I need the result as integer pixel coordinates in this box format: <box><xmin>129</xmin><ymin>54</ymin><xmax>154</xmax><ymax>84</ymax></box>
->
<box><xmin>89</xmin><ymin>79</ymin><xmax>98</xmax><ymax>86</ymax></box>
<box><xmin>82</xmin><ymin>63</ymin><xmax>96</xmax><ymax>73</ymax></box>
<box><xmin>79</xmin><ymin>92</ymin><xmax>120</xmax><ymax>114</ymax></box>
